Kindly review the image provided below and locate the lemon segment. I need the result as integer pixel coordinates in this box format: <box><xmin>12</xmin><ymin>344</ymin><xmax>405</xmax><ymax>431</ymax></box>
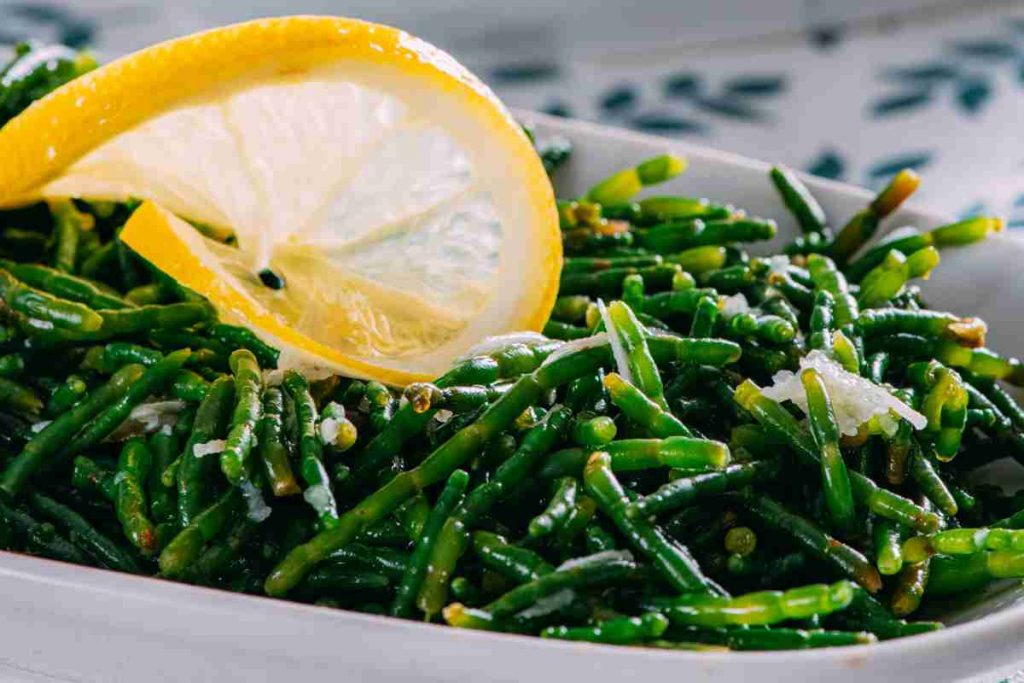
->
<box><xmin>0</xmin><ymin>17</ymin><xmax>561</xmax><ymax>384</ymax></box>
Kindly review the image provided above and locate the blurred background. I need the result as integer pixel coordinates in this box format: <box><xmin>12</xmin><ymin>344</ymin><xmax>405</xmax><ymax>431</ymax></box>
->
<box><xmin>3</xmin><ymin>0</ymin><xmax>1024</xmax><ymax>220</ymax></box>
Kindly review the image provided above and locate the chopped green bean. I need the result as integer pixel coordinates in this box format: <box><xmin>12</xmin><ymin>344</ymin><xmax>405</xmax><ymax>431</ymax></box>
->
<box><xmin>586</xmin><ymin>452</ymin><xmax>722</xmax><ymax>595</ymax></box>
<box><xmin>650</xmin><ymin>581</ymin><xmax>854</xmax><ymax>627</ymax></box>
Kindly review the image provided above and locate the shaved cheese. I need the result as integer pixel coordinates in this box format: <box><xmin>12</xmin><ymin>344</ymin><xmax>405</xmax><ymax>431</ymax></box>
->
<box><xmin>303</xmin><ymin>484</ymin><xmax>334</xmax><ymax>515</ymax></box>
<box><xmin>556</xmin><ymin>549</ymin><xmax>634</xmax><ymax>571</ymax></box>
<box><xmin>194</xmin><ymin>439</ymin><xmax>226</xmax><ymax>457</ymax></box>
<box><xmin>129</xmin><ymin>400</ymin><xmax>184</xmax><ymax>431</ymax></box>
<box><xmin>540</xmin><ymin>332</ymin><xmax>609</xmax><ymax>368</ymax></box>
<box><xmin>765</xmin><ymin>255</ymin><xmax>791</xmax><ymax>276</ymax></box>
<box><xmin>267</xmin><ymin>359</ymin><xmax>333</xmax><ymax>383</ymax></box>
<box><xmin>720</xmin><ymin>293</ymin><xmax>750</xmax><ymax>319</ymax></box>
<box><xmin>107</xmin><ymin>400</ymin><xmax>185</xmax><ymax>441</ymax></box>
<box><xmin>262</xmin><ymin>369</ymin><xmax>285</xmax><ymax>387</ymax></box>
<box><xmin>320</xmin><ymin>418</ymin><xmax>341</xmax><ymax>445</ymax></box>
<box><xmin>240</xmin><ymin>480</ymin><xmax>272</xmax><ymax>522</ymax></box>
<box><xmin>762</xmin><ymin>350</ymin><xmax>926</xmax><ymax>436</ymax></box>
<box><xmin>598</xmin><ymin>299</ymin><xmax>632</xmax><ymax>384</ymax></box>
<box><xmin>518</xmin><ymin>589</ymin><xmax>576</xmax><ymax>619</ymax></box>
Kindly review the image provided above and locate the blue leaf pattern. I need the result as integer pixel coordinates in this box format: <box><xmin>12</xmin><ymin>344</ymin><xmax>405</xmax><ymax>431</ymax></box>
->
<box><xmin>1006</xmin><ymin>194</ymin><xmax>1024</xmax><ymax>229</ymax></box>
<box><xmin>807</xmin><ymin>26</ymin><xmax>843</xmax><ymax>51</ymax></box>
<box><xmin>960</xmin><ymin>200</ymin><xmax>989</xmax><ymax>219</ymax></box>
<box><xmin>956</xmin><ymin>77</ymin><xmax>992</xmax><ymax>114</ymax></box>
<box><xmin>690</xmin><ymin>96</ymin><xmax>766</xmax><ymax>121</ymax></box>
<box><xmin>599</xmin><ymin>85</ymin><xmax>638</xmax><ymax>114</ymax></box>
<box><xmin>867</xmin><ymin>152</ymin><xmax>933</xmax><ymax>184</ymax></box>
<box><xmin>663</xmin><ymin>73</ymin><xmax>702</xmax><ymax>98</ymax></box>
<box><xmin>631</xmin><ymin>113</ymin><xmax>705</xmax><ymax>135</ymax></box>
<box><xmin>488</xmin><ymin>62</ymin><xmax>560</xmax><ymax>84</ymax></box>
<box><xmin>806</xmin><ymin>150</ymin><xmax>846</xmax><ymax>181</ymax></box>
<box><xmin>583</xmin><ymin>69</ymin><xmax>791</xmax><ymax>137</ymax></box>
<box><xmin>871</xmin><ymin>91</ymin><xmax>933</xmax><ymax>117</ymax></box>
<box><xmin>541</xmin><ymin>101</ymin><xmax>572</xmax><ymax>118</ymax></box>
<box><xmin>870</xmin><ymin>25</ymin><xmax>1024</xmax><ymax>120</ymax></box>
<box><xmin>952</xmin><ymin>40</ymin><xmax>1018</xmax><ymax>60</ymax></box>
<box><xmin>882</xmin><ymin>63</ymin><xmax>959</xmax><ymax>82</ymax></box>
<box><xmin>724</xmin><ymin>75</ymin><xmax>787</xmax><ymax>96</ymax></box>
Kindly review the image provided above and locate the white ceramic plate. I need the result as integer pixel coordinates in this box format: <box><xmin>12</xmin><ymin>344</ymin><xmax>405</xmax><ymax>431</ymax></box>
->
<box><xmin>3</xmin><ymin>112</ymin><xmax>1024</xmax><ymax>683</ymax></box>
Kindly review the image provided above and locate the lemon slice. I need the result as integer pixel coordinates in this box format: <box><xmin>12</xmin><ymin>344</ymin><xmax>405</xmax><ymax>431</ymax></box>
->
<box><xmin>0</xmin><ymin>16</ymin><xmax>560</xmax><ymax>384</ymax></box>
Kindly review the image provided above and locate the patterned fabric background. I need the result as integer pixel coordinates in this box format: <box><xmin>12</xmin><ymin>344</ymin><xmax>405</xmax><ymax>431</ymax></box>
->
<box><xmin>481</xmin><ymin>4</ymin><xmax>1024</xmax><ymax>223</ymax></box>
<box><xmin>3</xmin><ymin>1</ymin><xmax>1024</xmax><ymax>222</ymax></box>
<box><xmin>3</xmin><ymin>0</ymin><xmax>1024</xmax><ymax>223</ymax></box>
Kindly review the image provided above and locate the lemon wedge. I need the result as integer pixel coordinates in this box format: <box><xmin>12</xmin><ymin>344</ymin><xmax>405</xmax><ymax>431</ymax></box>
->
<box><xmin>0</xmin><ymin>16</ymin><xmax>560</xmax><ymax>384</ymax></box>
